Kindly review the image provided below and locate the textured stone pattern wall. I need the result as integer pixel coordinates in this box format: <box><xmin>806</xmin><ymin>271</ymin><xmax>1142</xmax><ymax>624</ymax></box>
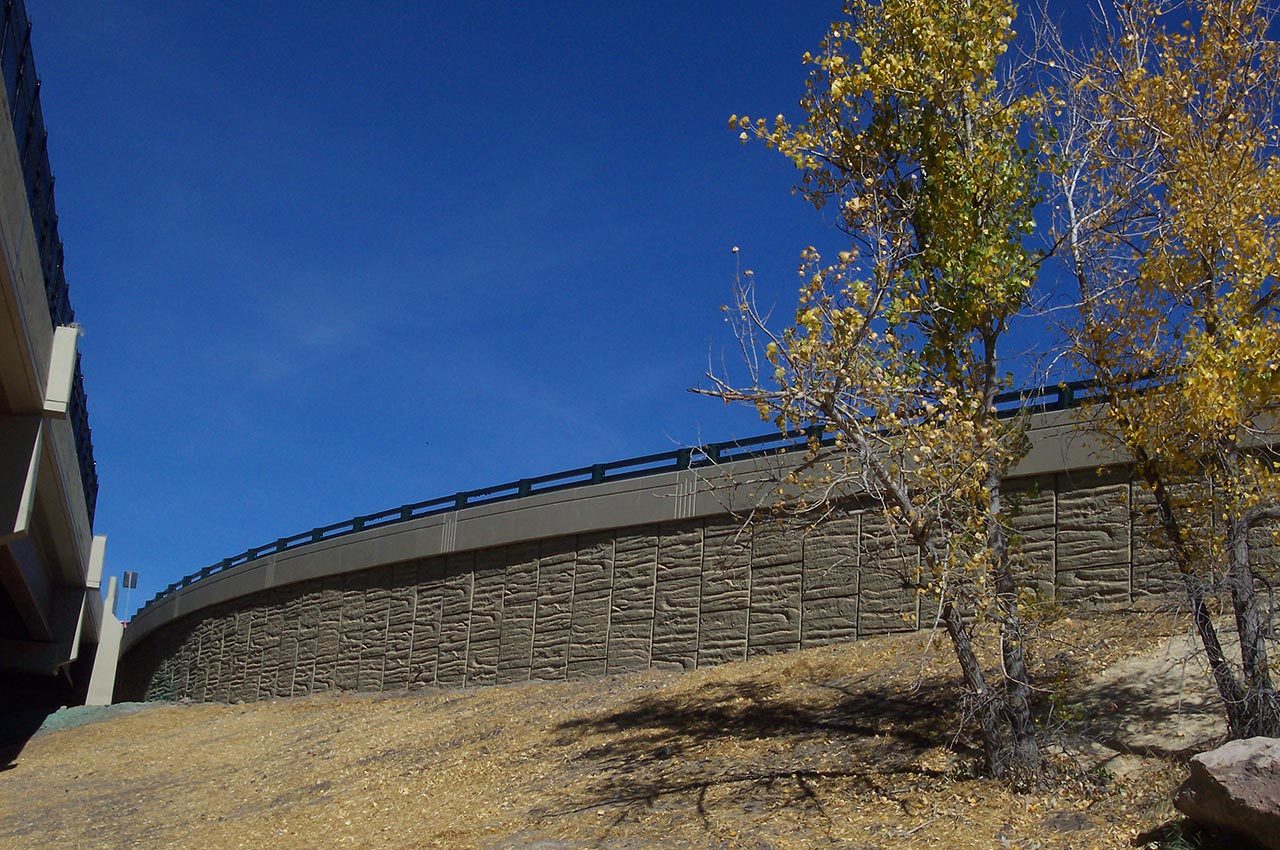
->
<box><xmin>120</xmin><ymin>471</ymin><xmax>1188</xmax><ymax>703</ymax></box>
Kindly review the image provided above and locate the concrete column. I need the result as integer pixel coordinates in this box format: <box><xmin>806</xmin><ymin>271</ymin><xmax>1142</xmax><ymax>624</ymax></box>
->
<box><xmin>86</xmin><ymin>576</ymin><xmax>122</xmax><ymax>706</ymax></box>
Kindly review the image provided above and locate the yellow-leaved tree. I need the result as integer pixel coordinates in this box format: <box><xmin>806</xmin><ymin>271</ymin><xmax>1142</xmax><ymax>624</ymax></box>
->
<box><xmin>707</xmin><ymin>0</ymin><xmax>1046</xmax><ymax>781</ymax></box>
<box><xmin>1049</xmin><ymin>0</ymin><xmax>1280</xmax><ymax>737</ymax></box>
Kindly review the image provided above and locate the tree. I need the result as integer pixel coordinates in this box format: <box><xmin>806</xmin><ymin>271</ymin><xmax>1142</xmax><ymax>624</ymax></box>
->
<box><xmin>709</xmin><ymin>0</ymin><xmax>1046</xmax><ymax>781</ymax></box>
<box><xmin>1049</xmin><ymin>0</ymin><xmax>1280</xmax><ymax>737</ymax></box>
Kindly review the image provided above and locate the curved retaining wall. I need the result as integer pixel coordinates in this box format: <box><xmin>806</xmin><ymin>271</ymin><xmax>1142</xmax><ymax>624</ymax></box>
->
<box><xmin>117</xmin><ymin>409</ymin><xmax>1189</xmax><ymax>702</ymax></box>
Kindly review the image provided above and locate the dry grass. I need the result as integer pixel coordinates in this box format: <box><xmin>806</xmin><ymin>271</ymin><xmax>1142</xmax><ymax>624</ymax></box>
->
<box><xmin>0</xmin><ymin>613</ymin><xmax>1219</xmax><ymax>849</ymax></box>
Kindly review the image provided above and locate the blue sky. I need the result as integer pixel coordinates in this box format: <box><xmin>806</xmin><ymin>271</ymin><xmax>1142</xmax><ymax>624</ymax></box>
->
<box><xmin>27</xmin><ymin>2</ymin><xmax>1080</xmax><ymax>615</ymax></box>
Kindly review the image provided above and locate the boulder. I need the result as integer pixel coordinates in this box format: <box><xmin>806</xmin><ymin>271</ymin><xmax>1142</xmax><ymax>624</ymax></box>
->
<box><xmin>1174</xmin><ymin>736</ymin><xmax>1280</xmax><ymax>849</ymax></box>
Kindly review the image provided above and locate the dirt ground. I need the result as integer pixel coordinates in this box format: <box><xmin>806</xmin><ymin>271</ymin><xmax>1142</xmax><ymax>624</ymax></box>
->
<box><xmin>0</xmin><ymin>613</ymin><xmax>1233</xmax><ymax>849</ymax></box>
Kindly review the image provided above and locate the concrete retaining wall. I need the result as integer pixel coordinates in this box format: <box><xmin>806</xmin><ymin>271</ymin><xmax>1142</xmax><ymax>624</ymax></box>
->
<box><xmin>118</xmin><ymin>460</ymin><xmax>1188</xmax><ymax>703</ymax></box>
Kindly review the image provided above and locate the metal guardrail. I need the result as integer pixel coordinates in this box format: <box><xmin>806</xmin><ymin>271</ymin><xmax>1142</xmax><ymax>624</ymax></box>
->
<box><xmin>135</xmin><ymin>379</ymin><xmax>1100</xmax><ymax>616</ymax></box>
<box><xmin>0</xmin><ymin>0</ymin><xmax>98</xmax><ymax>525</ymax></box>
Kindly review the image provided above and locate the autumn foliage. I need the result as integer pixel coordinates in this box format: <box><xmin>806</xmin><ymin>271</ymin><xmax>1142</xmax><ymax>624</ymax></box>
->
<box><xmin>713</xmin><ymin>0</ymin><xmax>1280</xmax><ymax>780</ymax></box>
<box><xmin>1052</xmin><ymin>0</ymin><xmax>1280</xmax><ymax>737</ymax></box>
<box><xmin>714</xmin><ymin>0</ymin><xmax>1047</xmax><ymax>781</ymax></box>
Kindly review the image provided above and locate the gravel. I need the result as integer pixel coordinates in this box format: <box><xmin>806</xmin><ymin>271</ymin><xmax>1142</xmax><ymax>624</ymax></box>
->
<box><xmin>35</xmin><ymin>701</ymin><xmax>162</xmax><ymax>735</ymax></box>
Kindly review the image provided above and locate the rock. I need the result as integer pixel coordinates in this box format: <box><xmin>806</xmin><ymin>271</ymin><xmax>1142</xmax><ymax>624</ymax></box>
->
<box><xmin>1174</xmin><ymin>736</ymin><xmax>1280</xmax><ymax>849</ymax></box>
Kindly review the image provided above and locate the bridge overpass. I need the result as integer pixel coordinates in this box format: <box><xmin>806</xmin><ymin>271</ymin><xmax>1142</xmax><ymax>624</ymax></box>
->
<box><xmin>0</xmin><ymin>0</ymin><xmax>117</xmax><ymax>722</ymax></box>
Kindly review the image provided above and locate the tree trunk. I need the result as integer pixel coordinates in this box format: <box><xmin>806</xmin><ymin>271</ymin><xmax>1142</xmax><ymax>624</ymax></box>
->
<box><xmin>977</xmin><ymin>331</ymin><xmax>1041</xmax><ymax>782</ymax></box>
<box><xmin>1131</xmin><ymin>448</ymin><xmax>1258</xmax><ymax>739</ymax></box>
<box><xmin>1184</xmin><ymin>572</ymin><xmax>1254</xmax><ymax>738</ymax></box>
<box><xmin>993</xmin><ymin>596</ymin><xmax>1041</xmax><ymax>781</ymax></box>
<box><xmin>940</xmin><ymin>601</ymin><xmax>1012</xmax><ymax>778</ymax></box>
<box><xmin>1226</xmin><ymin>512</ymin><xmax>1280</xmax><ymax>737</ymax></box>
<box><xmin>987</xmin><ymin>477</ymin><xmax>1042</xmax><ymax>782</ymax></box>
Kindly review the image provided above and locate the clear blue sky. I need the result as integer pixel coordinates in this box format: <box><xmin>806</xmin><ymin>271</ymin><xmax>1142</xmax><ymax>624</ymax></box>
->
<box><xmin>26</xmin><ymin>2</ymin><xmax>1077</xmax><ymax>615</ymax></box>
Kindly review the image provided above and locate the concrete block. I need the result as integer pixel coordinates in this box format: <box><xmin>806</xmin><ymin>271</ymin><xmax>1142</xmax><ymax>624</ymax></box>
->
<box><xmin>567</xmin><ymin>654</ymin><xmax>608</xmax><ymax>680</ymax></box>
<box><xmin>1249</xmin><ymin>519</ymin><xmax>1280</xmax><ymax>586</ymax></box>
<box><xmin>334</xmin><ymin>572</ymin><xmax>366</xmax><ymax>692</ymax></box>
<box><xmin>858</xmin><ymin>510</ymin><xmax>917</xmax><ymax>637</ymax></box>
<box><xmin>436</xmin><ymin>552</ymin><xmax>474</xmax><ymax>687</ymax></box>
<box><xmin>203</xmin><ymin>615</ymin><xmax>229</xmax><ymax>699</ymax></box>
<box><xmin>244</xmin><ymin>602</ymin><xmax>270</xmax><ymax>700</ymax></box>
<box><xmin>496</xmin><ymin>543</ymin><xmax>539</xmax><ymax>684</ymax></box>
<box><xmin>268</xmin><ymin>587</ymin><xmax>296</xmax><ymax>697</ymax></box>
<box><xmin>801</xmin><ymin>509</ymin><xmax>859</xmax><ymax>647</ymax></box>
<box><xmin>188</xmin><ymin>616</ymin><xmax>217</xmax><ymax>702</ymax></box>
<box><xmin>651</xmin><ymin>520</ymin><xmax>702</xmax><ymax>670</ymax></box>
<box><xmin>258</xmin><ymin>592</ymin><xmax>287</xmax><ymax>700</ymax></box>
<box><xmin>294</xmin><ymin>583</ymin><xmax>327</xmax><ymax>696</ymax></box>
<box><xmin>748</xmin><ymin>520</ymin><xmax>802</xmax><ymax>656</ymax></box>
<box><xmin>357</xmin><ymin>569</ymin><xmax>392</xmax><ymax>693</ymax></box>
<box><xmin>697</xmin><ymin>518</ymin><xmax>751</xmax><ymax>667</ymax></box>
<box><xmin>226</xmin><ymin>609</ymin><xmax>254</xmax><ymax>700</ymax></box>
<box><xmin>465</xmin><ymin>549</ymin><xmax>506</xmax><ymax>687</ymax></box>
<box><xmin>381</xmin><ymin>563</ymin><xmax>418</xmax><ymax>691</ymax></box>
<box><xmin>187</xmin><ymin>619</ymin><xmax>211</xmax><ymax>702</ymax></box>
<box><xmin>313</xmin><ymin>574</ymin><xmax>347</xmax><ymax>693</ymax></box>
<box><xmin>200</xmin><ymin>609</ymin><xmax>230</xmax><ymax>702</ymax></box>
<box><xmin>1056</xmin><ymin>471</ymin><xmax>1130</xmax><ymax>604</ymax></box>
<box><xmin>170</xmin><ymin>624</ymin><xmax>194</xmax><ymax>700</ymax></box>
<box><xmin>1055</xmin><ymin>561</ymin><xmax>1132</xmax><ymax>608</ymax></box>
<box><xmin>409</xmin><ymin>558</ymin><xmax>445</xmax><ymax>688</ymax></box>
<box><xmin>531</xmin><ymin>537</ymin><xmax>575</xmax><ymax>681</ymax></box>
<box><xmin>1004</xmin><ymin>475</ymin><xmax>1056</xmax><ymax>599</ymax></box>
<box><xmin>1130</xmin><ymin>482</ymin><xmax>1183</xmax><ymax>601</ymax></box>
<box><xmin>607</xmin><ymin>526</ymin><xmax>658</xmax><ymax>673</ymax></box>
<box><xmin>568</xmin><ymin>532</ymin><xmax>613</xmax><ymax>669</ymax></box>
<box><xmin>146</xmin><ymin>657</ymin><xmax>173</xmax><ymax>702</ymax></box>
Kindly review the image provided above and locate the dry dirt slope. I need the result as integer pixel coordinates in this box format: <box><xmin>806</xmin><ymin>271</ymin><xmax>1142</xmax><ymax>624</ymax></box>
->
<box><xmin>0</xmin><ymin>614</ymin><xmax>1219</xmax><ymax>849</ymax></box>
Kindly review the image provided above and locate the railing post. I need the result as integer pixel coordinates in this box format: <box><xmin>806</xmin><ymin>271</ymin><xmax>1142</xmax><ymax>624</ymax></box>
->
<box><xmin>675</xmin><ymin>448</ymin><xmax>691</xmax><ymax>470</ymax></box>
<box><xmin>591</xmin><ymin>464</ymin><xmax>604</xmax><ymax>483</ymax></box>
<box><xmin>455</xmin><ymin>492</ymin><xmax>467</xmax><ymax>509</ymax></box>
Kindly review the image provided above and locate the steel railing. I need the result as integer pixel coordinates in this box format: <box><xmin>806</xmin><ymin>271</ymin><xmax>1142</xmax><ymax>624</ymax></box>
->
<box><xmin>134</xmin><ymin>379</ymin><xmax>1099</xmax><ymax>617</ymax></box>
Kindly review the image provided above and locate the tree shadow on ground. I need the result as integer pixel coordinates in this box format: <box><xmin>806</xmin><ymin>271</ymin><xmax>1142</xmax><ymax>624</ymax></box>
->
<box><xmin>1060</xmin><ymin>677</ymin><xmax>1224</xmax><ymax>759</ymax></box>
<box><xmin>545</xmin><ymin>675</ymin><xmax>972</xmax><ymax>828</ymax></box>
<box><xmin>1036</xmin><ymin>625</ymin><xmax>1228</xmax><ymax>759</ymax></box>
